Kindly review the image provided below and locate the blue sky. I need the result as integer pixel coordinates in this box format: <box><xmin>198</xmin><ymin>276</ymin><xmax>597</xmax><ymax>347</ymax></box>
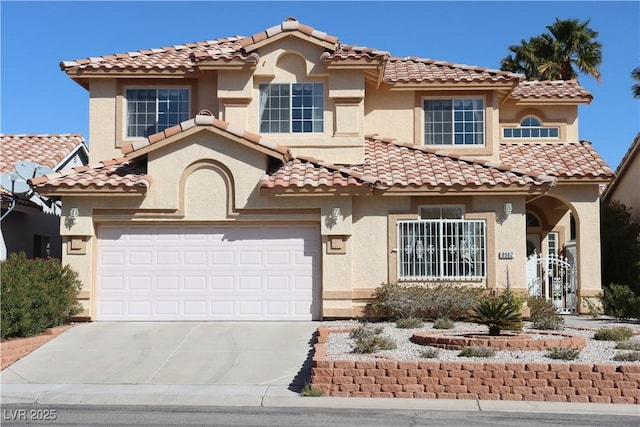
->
<box><xmin>1</xmin><ymin>1</ymin><xmax>638</xmax><ymax>169</ymax></box>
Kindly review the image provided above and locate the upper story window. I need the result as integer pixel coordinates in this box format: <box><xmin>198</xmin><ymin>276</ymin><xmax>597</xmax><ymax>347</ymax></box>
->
<box><xmin>125</xmin><ymin>88</ymin><xmax>190</xmax><ymax>138</ymax></box>
<box><xmin>503</xmin><ymin>116</ymin><xmax>559</xmax><ymax>139</ymax></box>
<box><xmin>423</xmin><ymin>98</ymin><xmax>484</xmax><ymax>146</ymax></box>
<box><xmin>259</xmin><ymin>83</ymin><xmax>324</xmax><ymax>133</ymax></box>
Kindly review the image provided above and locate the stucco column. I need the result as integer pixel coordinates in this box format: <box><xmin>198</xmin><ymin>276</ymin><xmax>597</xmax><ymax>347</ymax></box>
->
<box><xmin>320</xmin><ymin>198</ymin><xmax>354</xmax><ymax>318</ymax></box>
<box><xmin>549</xmin><ymin>185</ymin><xmax>604</xmax><ymax>313</ymax></box>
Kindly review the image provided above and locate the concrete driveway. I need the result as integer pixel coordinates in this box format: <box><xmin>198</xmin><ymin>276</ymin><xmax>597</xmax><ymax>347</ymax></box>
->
<box><xmin>0</xmin><ymin>322</ymin><xmax>318</xmax><ymax>388</ymax></box>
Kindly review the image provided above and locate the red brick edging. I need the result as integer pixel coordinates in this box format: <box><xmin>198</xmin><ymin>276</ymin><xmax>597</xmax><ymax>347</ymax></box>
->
<box><xmin>412</xmin><ymin>330</ymin><xmax>586</xmax><ymax>351</ymax></box>
<box><xmin>311</xmin><ymin>326</ymin><xmax>640</xmax><ymax>404</ymax></box>
<box><xmin>1</xmin><ymin>325</ymin><xmax>75</xmax><ymax>370</ymax></box>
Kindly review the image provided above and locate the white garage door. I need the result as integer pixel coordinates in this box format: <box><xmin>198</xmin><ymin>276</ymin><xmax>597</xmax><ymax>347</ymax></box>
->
<box><xmin>96</xmin><ymin>225</ymin><xmax>320</xmax><ymax>321</ymax></box>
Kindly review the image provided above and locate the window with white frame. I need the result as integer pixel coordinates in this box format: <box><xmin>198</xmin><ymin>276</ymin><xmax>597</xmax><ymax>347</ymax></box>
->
<box><xmin>423</xmin><ymin>98</ymin><xmax>484</xmax><ymax>145</ymax></box>
<box><xmin>547</xmin><ymin>232</ymin><xmax>559</xmax><ymax>256</ymax></box>
<box><xmin>125</xmin><ymin>88</ymin><xmax>190</xmax><ymax>138</ymax></box>
<box><xmin>259</xmin><ymin>83</ymin><xmax>324</xmax><ymax>133</ymax></box>
<box><xmin>398</xmin><ymin>207</ymin><xmax>486</xmax><ymax>280</ymax></box>
<box><xmin>503</xmin><ymin>116</ymin><xmax>559</xmax><ymax>139</ymax></box>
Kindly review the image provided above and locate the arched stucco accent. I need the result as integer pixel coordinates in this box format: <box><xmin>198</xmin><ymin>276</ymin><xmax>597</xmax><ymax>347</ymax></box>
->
<box><xmin>275</xmin><ymin>51</ymin><xmax>309</xmax><ymax>80</ymax></box>
<box><xmin>178</xmin><ymin>159</ymin><xmax>236</xmax><ymax>219</ymax></box>
<box><xmin>513</xmin><ymin>108</ymin><xmax>552</xmax><ymax>125</ymax></box>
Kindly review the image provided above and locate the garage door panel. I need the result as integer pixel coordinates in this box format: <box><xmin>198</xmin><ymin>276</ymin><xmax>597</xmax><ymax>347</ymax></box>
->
<box><xmin>96</xmin><ymin>225</ymin><xmax>320</xmax><ymax>321</ymax></box>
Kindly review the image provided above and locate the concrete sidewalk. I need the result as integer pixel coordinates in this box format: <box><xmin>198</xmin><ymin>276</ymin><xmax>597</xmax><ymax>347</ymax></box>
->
<box><xmin>2</xmin><ymin>383</ymin><xmax>638</xmax><ymax>416</ymax></box>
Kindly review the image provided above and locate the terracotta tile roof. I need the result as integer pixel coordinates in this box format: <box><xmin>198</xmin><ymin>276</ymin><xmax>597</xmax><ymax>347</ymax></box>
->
<box><xmin>362</xmin><ymin>136</ymin><xmax>554</xmax><ymax>188</ymax></box>
<box><xmin>61</xmin><ymin>37</ymin><xmax>245</xmax><ymax>73</ymax></box>
<box><xmin>0</xmin><ymin>134</ymin><xmax>86</xmax><ymax>174</ymax></box>
<box><xmin>260</xmin><ymin>156</ymin><xmax>381</xmax><ymax>189</ymax></box>
<box><xmin>383</xmin><ymin>58</ymin><xmax>523</xmax><ymax>84</ymax></box>
<box><xmin>263</xmin><ymin>136</ymin><xmax>556</xmax><ymax>190</ymax></box>
<box><xmin>238</xmin><ymin>17</ymin><xmax>339</xmax><ymax>50</ymax></box>
<box><xmin>511</xmin><ymin>80</ymin><xmax>592</xmax><ymax>101</ymax></box>
<box><xmin>29</xmin><ymin>158</ymin><xmax>151</xmax><ymax>192</ymax></box>
<box><xmin>121</xmin><ymin>112</ymin><xmax>293</xmax><ymax>161</ymax></box>
<box><xmin>499</xmin><ymin>141</ymin><xmax>614</xmax><ymax>179</ymax></box>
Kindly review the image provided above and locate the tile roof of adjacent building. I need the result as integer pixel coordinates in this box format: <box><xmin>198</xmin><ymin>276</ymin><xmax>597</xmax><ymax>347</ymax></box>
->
<box><xmin>499</xmin><ymin>141</ymin><xmax>614</xmax><ymax>179</ymax></box>
<box><xmin>0</xmin><ymin>134</ymin><xmax>87</xmax><ymax>174</ymax></box>
<box><xmin>29</xmin><ymin>158</ymin><xmax>151</xmax><ymax>191</ymax></box>
<box><xmin>510</xmin><ymin>80</ymin><xmax>593</xmax><ymax>100</ymax></box>
<box><xmin>120</xmin><ymin>112</ymin><xmax>293</xmax><ymax>161</ymax></box>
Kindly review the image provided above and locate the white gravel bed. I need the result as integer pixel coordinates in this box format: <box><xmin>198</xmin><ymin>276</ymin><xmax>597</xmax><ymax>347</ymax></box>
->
<box><xmin>325</xmin><ymin>321</ymin><xmax>640</xmax><ymax>365</ymax></box>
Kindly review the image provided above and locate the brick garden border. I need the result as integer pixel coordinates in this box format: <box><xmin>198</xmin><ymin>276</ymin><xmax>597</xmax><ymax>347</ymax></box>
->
<box><xmin>311</xmin><ymin>326</ymin><xmax>640</xmax><ymax>404</ymax></box>
<box><xmin>412</xmin><ymin>330</ymin><xmax>586</xmax><ymax>351</ymax></box>
<box><xmin>1</xmin><ymin>325</ymin><xmax>75</xmax><ymax>370</ymax></box>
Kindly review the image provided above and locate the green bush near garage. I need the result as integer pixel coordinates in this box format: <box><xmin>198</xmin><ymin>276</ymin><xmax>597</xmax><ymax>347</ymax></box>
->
<box><xmin>1</xmin><ymin>252</ymin><xmax>83</xmax><ymax>339</ymax></box>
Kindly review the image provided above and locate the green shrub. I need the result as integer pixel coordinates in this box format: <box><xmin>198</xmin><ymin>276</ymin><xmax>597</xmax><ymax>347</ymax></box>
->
<box><xmin>613</xmin><ymin>351</ymin><xmax>640</xmax><ymax>362</ymax></box>
<box><xmin>300</xmin><ymin>383</ymin><xmax>325</xmax><ymax>397</ymax></box>
<box><xmin>352</xmin><ymin>335</ymin><xmax>397</xmax><ymax>354</ymax></box>
<box><xmin>419</xmin><ymin>347</ymin><xmax>440</xmax><ymax>358</ymax></box>
<box><xmin>433</xmin><ymin>317</ymin><xmax>455</xmax><ymax>329</ymax></box>
<box><xmin>395</xmin><ymin>317</ymin><xmax>424</xmax><ymax>329</ymax></box>
<box><xmin>458</xmin><ymin>346</ymin><xmax>495</xmax><ymax>358</ymax></box>
<box><xmin>1</xmin><ymin>253</ymin><xmax>82</xmax><ymax>339</ymax></box>
<box><xmin>615</xmin><ymin>341</ymin><xmax>640</xmax><ymax>351</ymax></box>
<box><xmin>471</xmin><ymin>295</ymin><xmax>522</xmax><ymax>336</ymax></box>
<box><xmin>593</xmin><ymin>326</ymin><xmax>635</xmax><ymax>342</ymax></box>
<box><xmin>527</xmin><ymin>297</ymin><xmax>564</xmax><ymax>330</ymax></box>
<box><xmin>600</xmin><ymin>284</ymin><xmax>640</xmax><ymax>320</ymax></box>
<box><xmin>363</xmin><ymin>282</ymin><xmax>483</xmax><ymax>321</ymax></box>
<box><xmin>546</xmin><ymin>346</ymin><xmax>580</xmax><ymax>360</ymax></box>
<box><xmin>350</xmin><ymin>323</ymin><xmax>383</xmax><ymax>340</ymax></box>
<box><xmin>350</xmin><ymin>324</ymin><xmax>397</xmax><ymax>354</ymax></box>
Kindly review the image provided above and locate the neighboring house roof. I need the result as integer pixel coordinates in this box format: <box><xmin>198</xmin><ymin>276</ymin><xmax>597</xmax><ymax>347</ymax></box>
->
<box><xmin>602</xmin><ymin>133</ymin><xmax>640</xmax><ymax>202</ymax></box>
<box><xmin>59</xmin><ymin>17</ymin><xmax>590</xmax><ymax>101</ymax></box>
<box><xmin>0</xmin><ymin>134</ymin><xmax>87</xmax><ymax>175</ymax></box>
<box><xmin>499</xmin><ymin>141</ymin><xmax>614</xmax><ymax>180</ymax></box>
<box><xmin>510</xmin><ymin>80</ymin><xmax>593</xmax><ymax>102</ymax></box>
<box><xmin>1</xmin><ymin>134</ymin><xmax>88</xmax><ymax>208</ymax></box>
<box><xmin>28</xmin><ymin>158</ymin><xmax>150</xmax><ymax>193</ymax></box>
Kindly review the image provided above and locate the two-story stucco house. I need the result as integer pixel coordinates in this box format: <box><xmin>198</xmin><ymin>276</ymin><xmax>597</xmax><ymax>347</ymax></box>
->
<box><xmin>30</xmin><ymin>18</ymin><xmax>613</xmax><ymax>321</ymax></box>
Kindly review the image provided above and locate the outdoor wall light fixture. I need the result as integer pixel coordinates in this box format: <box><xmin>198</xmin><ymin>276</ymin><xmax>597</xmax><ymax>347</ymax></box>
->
<box><xmin>68</xmin><ymin>208</ymin><xmax>79</xmax><ymax>226</ymax></box>
<box><xmin>503</xmin><ymin>202</ymin><xmax>513</xmax><ymax>219</ymax></box>
<box><xmin>326</xmin><ymin>207</ymin><xmax>341</xmax><ymax>229</ymax></box>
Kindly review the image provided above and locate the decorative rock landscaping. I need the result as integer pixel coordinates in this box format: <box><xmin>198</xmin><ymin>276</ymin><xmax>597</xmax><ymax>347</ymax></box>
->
<box><xmin>311</xmin><ymin>326</ymin><xmax>640</xmax><ymax>404</ymax></box>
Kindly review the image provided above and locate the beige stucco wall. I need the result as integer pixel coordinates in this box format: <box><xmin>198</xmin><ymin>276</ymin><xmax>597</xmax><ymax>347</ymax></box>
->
<box><xmin>500</xmin><ymin>103</ymin><xmax>579</xmax><ymax>142</ymax></box>
<box><xmin>608</xmin><ymin>153</ymin><xmax>640</xmax><ymax>224</ymax></box>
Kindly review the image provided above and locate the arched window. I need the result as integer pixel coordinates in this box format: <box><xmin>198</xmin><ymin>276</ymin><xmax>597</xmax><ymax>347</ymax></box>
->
<box><xmin>503</xmin><ymin>116</ymin><xmax>559</xmax><ymax>139</ymax></box>
<box><xmin>526</xmin><ymin>212</ymin><xmax>541</xmax><ymax>228</ymax></box>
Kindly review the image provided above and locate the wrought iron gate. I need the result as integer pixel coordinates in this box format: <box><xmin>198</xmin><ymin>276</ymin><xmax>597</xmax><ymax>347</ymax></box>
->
<box><xmin>526</xmin><ymin>251</ymin><xmax>577</xmax><ymax>313</ymax></box>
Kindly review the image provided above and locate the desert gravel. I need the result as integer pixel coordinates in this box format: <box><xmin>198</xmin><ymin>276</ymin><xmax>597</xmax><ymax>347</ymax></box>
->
<box><xmin>325</xmin><ymin>320</ymin><xmax>640</xmax><ymax>365</ymax></box>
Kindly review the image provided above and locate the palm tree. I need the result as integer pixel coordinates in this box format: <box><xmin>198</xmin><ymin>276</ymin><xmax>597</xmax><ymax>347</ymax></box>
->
<box><xmin>632</xmin><ymin>67</ymin><xmax>640</xmax><ymax>98</ymax></box>
<box><xmin>501</xmin><ymin>18</ymin><xmax>602</xmax><ymax>83</ymax></box>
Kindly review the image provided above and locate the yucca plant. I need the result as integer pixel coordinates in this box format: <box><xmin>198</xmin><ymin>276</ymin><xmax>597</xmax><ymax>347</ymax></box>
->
<box><xmin>471</xmin><ymin>295</ymin><xmax>523</xmax><ymax>336</ymax></box>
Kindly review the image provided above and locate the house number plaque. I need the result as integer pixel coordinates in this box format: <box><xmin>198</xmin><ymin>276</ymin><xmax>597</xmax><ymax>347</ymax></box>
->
<box><xmin>498</xmin><ymin>251</ymin><xmax>514</xmax><ymax>259</ymax></box>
